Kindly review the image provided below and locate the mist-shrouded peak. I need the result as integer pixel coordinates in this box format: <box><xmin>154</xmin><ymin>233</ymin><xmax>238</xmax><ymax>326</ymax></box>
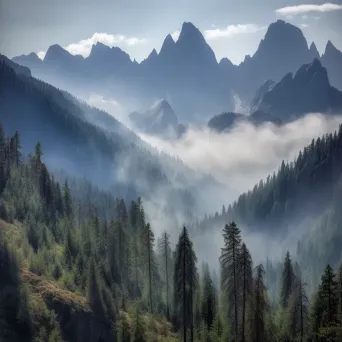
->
<box><xmin>309</xmin><ymin>42</ymin><xmax>320</xmax><ymax>59</ymax></box>
<box><xmin>148</xmin><ymin>99</ymin><xmax>177</xmax><ymax>123</ymax></box>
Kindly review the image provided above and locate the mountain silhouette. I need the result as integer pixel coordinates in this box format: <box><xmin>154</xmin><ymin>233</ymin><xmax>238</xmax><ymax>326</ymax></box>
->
<box><xmin>11</xmin><ymin>20</ymin><xmax>342</xmax><ymax>122</ymax></box>
<box><xmin>321</xmin><ymin>40</ymin><xmax>342</xmax><ymax>91</ymax></box>
<box><xmin>253</xmin><ymin>58</ymin><xmax>342</xmax><ymax>120</ymax></box>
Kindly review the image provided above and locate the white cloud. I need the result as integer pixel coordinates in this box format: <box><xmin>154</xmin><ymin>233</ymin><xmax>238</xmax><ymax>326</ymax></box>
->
<box><xmin>204</xmin><ymin>24</ymin><xmax>266</xmax><ymax>40</ymax></box>
<box><xmin>37</xmin><ymin>32</ymin><xmax>147</xmax><ymax>59</ymax></box>
<box><xmin>300</xmin><ymin>23</ymin><xmax>309</xmax><ymax>28</ymax></box>
<box><xmin>37</xmin><ymin>51</ymin><xmax>46</xmax><ymax>60</ymax></box>
<box><xmin>64</xmin><ymin>32</ymin><xmax>147</xmax><ymax>57</ymax></box>
<box><xmin>139</xmin><ymin>114</ymin><xmax>341</xmax><ymax>195</ymax></box>
<box><xmin>276</xmin><ymin>3</ymin><xmax>342</xmax><ymax>16</ymax></box>
<box><xmin>171</xmin><ymin>30</ymin><xmax>180</xmax><ymax>41</ymax></box>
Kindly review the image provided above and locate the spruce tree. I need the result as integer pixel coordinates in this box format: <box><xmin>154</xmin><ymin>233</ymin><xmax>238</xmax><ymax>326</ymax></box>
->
<box><xmin>280</xmin><ymin>251</ymin><xmax>295</xmax><ymax>308</ymax></box>
<box><xmin>158</xmin><ymin>231</ymin><xmax>172</xmax><ymax>320</ymax></box>
<box><xmin>201</xmin><ymin>264</ymin><xmax>216</xmax><ymax>331</ymax></box>
<box><xmin>220</xmin><ymin>222</ymin><xmax>241</xmax><ymax>340</ymax></box>
<box><xmin>251</xmin><ymin>264</ymin><xmax>268</xmax><ymax>342</ymax></box>
<box><xmin>87</xmin><ymin>258</ymin><xmax>105</xmax><ymax>318</ymax></box>
<box><xmin>174</xmin><ymin>227</ymin><xmax>197</xmax><ymax>342</ymax></box>
<box><xmin>239</xmin><ymin>242</ymin><xmax>253</xmax><ymax>342</ymax></box>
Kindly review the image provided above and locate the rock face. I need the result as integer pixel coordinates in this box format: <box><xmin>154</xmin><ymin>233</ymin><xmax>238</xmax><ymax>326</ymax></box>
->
<box><xmin>321</xmin><ymin>40</ymin><xmax>342</xmax><ymax>91</ymax></box>
<box><xmin>130</xmin><ymin>99</ymin><xmax>184</xmax><ymax>138</ymax></box>
<box><xmin>253</xmin><ymin>59</ymin><xmax>342</xmax><ymax>120</ymax></box>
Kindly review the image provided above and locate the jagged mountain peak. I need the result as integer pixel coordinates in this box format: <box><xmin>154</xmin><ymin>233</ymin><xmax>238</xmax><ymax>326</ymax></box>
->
<box><xmin>44</xmin><ymin>44</ymin><xmax>72</xmax><ymax>60</ymax></box>
<box><xmin>324</xmin><ymin>40</ymin><xmax>339</xmax><ymax>55</ymax></box>
<box><xmin>178</xmin><ymin>22</ymin><xmax>206</xmax><ymax>45</ymax></box>
<box><xmin>309</xmin><ymin>42</ymin><xmax>320</xmax><ymax>59</ymax></box>
<box><xmin>159</xmin><ymin>34</ymin><xmax>176</xmax><ymax>56</ymax></box>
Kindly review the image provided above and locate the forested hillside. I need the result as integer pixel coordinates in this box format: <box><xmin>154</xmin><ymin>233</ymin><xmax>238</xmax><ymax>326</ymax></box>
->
<box><xmin>1</xmin><ymin>127</ymin><xmax>342</xmax><ymax>341</ymax></box>
<box><xmin>197</xmin><ymin>125</ymin><xmax>342</xmax><ymax>234</ymax></box>
<box><xmin>0</xmin><ymin>57</ymin><xmax>226</xmax><ymax>223</ymax></box>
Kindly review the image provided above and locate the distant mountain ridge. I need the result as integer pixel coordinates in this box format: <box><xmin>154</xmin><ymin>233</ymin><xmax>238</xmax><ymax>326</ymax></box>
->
<box><xmin>252</xmin><ymin>59</ymin><xmax>342</xmax><ymax>120</ymax></box>
<box><xmin>12</xmin><ymin>20</ymin><xmax>342</xmax><ymax>122</ymax></box>
<box><xmin>208</xmin><ymin>59</ymin><xmax>342</xmax><ymax>132</ymax></box>
<box><xmin>129</xmin><ymin>99</ymin><xmax>185</xmax><ymax>139</ymax></box>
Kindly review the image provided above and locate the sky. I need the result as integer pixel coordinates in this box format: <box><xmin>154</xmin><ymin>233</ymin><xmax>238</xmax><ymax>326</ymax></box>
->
<box><xmin>0</xmin><ymin>0</ymin><xmax>342</xmax><ymax>64</ymax></box>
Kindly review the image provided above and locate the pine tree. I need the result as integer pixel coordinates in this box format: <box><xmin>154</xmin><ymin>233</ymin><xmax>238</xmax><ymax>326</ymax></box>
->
<box><xmin>239</xmin><ymin>242</ymin><xmax>253</xmax><ymax>342</ymax></box>
<box><xmin>158</xmin><ymin>231</ymin><xmax>172</xmax><ymax>320</ymax></box>
<box><xmin>87</xmin><ymin>258</ymin><xmax>105</xmax><ymax>318</ymax></box>
<box><xmin>320</xmin><ymin>264</ymin><xmax>339</xmax><ymax>326</ymax></box>
<box><xmin>145</xmin><ymin>223</ymin><xmax>156</xmax><ymax>314</ymax></box>
<box><xmin>280</xmin><ymin>251</ymin><xmax>295</xmax><ymax>308</ymax></box>
<box><xmin>201</xmin><ymin>264</ymin><xmax>216</xmax><ymax>331</ymax></box>
<box><xmin>174</xmin><ymin>227</ymin><xmax>197</xmax><ymax>342</ymax></box>
<box><xmin>288</xmin><ymin>278</ymin><xmax>309</xmax><ymax>341</ymax></box>
<box><xmin>220</xmin><ymin>222</ymin><xmax>241</xmax><ymax>340</ymax></box>
<box><xmin>250</xmin><ymin>264</ymin><xmax>268</xmax><ymax>342</ymax></box>
<box><xmin>63</xmin><ymin>180</ymin><xmax>73</xmax><ymax>218</ymax></box>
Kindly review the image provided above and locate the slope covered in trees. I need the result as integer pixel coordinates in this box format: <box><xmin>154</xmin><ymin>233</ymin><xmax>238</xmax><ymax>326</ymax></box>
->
<box><xmin>197</xmin><ymin>124</ymin><xmax>342</xmax><ymax>234</ymax></box>
<box><xmin>1</xmin><ymin>127</ymin><xmax>342</xmax><ymax>341</ymax></box>
<box><xmin>0</xmin><ymin>56</ymin><xmax>225</xmax><ymax>223</ymax></box>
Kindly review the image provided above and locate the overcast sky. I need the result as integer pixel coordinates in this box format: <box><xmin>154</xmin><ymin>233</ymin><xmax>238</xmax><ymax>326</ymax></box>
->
<box><xmin>0</xmin><ymin>0</ymin><xmax>341</xmax><ymax>64</ymax></box>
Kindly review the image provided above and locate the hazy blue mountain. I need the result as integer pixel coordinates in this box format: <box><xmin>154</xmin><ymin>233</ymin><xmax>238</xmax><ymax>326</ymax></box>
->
<box><xmin>0</xmin><ymin>54</ymin><xmax>31</xmax><ymax>77</ymax></box>
<box><xmin>130</xmin><ymin>99</ymin><xmax>184</xmax><ymax>138</ymax></box>
<box><xmin>12</xmin><ymin>20</ymin><xmax>342</xmax><ymax>123</ymax></box>
<box><xmin>309</xmin><ymin>42</ymin><xmax>320</xmax><ymax>60</ymax></box>
<box><xmin>253</xmin><ymin>59</ymin><xmax>342</xmax><ymax>120</ymax></box>
<box><xmin>208</xmin><ymin>110</ymin><xmax>281</xmax><ymax>132</ymax></box>
<box><xmin>237</xmin><ymin>20</ymin><xmax>314</xmax><ymax>99</ymax></box>
<box><xmin>321</xmin><ymin>40</ymin><xmax>342</xmax><ymax>91</ymax></box>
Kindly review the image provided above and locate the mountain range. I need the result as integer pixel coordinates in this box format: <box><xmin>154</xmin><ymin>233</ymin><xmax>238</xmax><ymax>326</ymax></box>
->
<box><xmin>0</xmin><ymin>55</ymin><xmax>227</xmax><ymax>220</ymax></box>
<box><xmin>208</xmin><ymin>59</ymin><xmax>342</xmax><ymax>132</ymax></box>
<box><xmin>12</xmin><ymin>20</ymin><xmax>342</xmax><ymax>123</ymax></box>
<box><xmin>129</xmin><ymin>99</ymin><xmax>185</xmax><ymax>138</ymax></box>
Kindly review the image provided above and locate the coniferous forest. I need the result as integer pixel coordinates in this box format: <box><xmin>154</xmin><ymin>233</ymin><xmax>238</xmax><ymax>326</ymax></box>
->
<box><xmin>1</xmin><ymin>125</ymin><xmax>342</xmax><ymax>341</ymax></box>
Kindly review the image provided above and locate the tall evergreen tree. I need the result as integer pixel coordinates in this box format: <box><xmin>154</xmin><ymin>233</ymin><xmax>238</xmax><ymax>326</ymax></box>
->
<box><xmin>280</xmin><ymin>251</ymin><xmax>295</xmax><ymax>308</ymax></box>
<box><xmin>158</xmin><ymin>231</ymin><xmax>172</xmax><ymax>320</ymax></box>
<box><xmin>145</xmin><ymin>223</ymin><xmax>155</xmax><ymax>314</ymax></box>
<box><xmin>250</xmin><ymin>264</ymin><xmax>268</xmax><ymax>342</ymax></box>
<box><xmin>174</xmin><ymin>227</ymin><xmax>197</xmax><ymax>342</ymax></box>
<box><xmin>87</xmin><ymin>258</ymin><xmax>105</xmax><ymax>318</ymax></box>
<box><xmin>239</xmin><ymin>242</ymin><xmax>253</xmax><ymax>342</ymax></box>
<box><xmin>220</xmin><ymin>222</ymin><xmax>241</xmax><ymax>340</ymax></box>
<box><xmin>201</xmin><ymin>264</ymin><xmax>217</xmax><ymax>331</ymax></box>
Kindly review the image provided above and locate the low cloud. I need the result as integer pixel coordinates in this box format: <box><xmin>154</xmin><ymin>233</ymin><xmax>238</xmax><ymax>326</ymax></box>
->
<box><xmin>171</xmin><ymin>30</ymin><xmax>180</xmax><ymax>42</ymax></box>
<box><xmin>65</xmin><ymin>32</ymin><xmax>147</xmax><ymax>57</ymax></box>
<box><xmin>300</xmin><ymin>23</ymin><xmax>310</xmax><ymax>28</ymax></box>
<box><xmin>36</xmin><ymin>32</ymin><xmax>147</xmax><ymax>60</ymax></box>
<box><xmin>276</xmin><ymin>3</ymin><xmax>342</xmax><ymax>16</ymax></box>
<box><xmin>37</xmin><ymin>51</ymin><xmax>46</xmax><ymax>60</ymax></box>
<box><xmin>139</xmin><ymin>114</ymin><xmax>341</xmax><ymax>197</ymax></box>
<box><xmin>204</xmin><ymin>24</ymin><xmax>266</xmax><ymax>40</ymax></box>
